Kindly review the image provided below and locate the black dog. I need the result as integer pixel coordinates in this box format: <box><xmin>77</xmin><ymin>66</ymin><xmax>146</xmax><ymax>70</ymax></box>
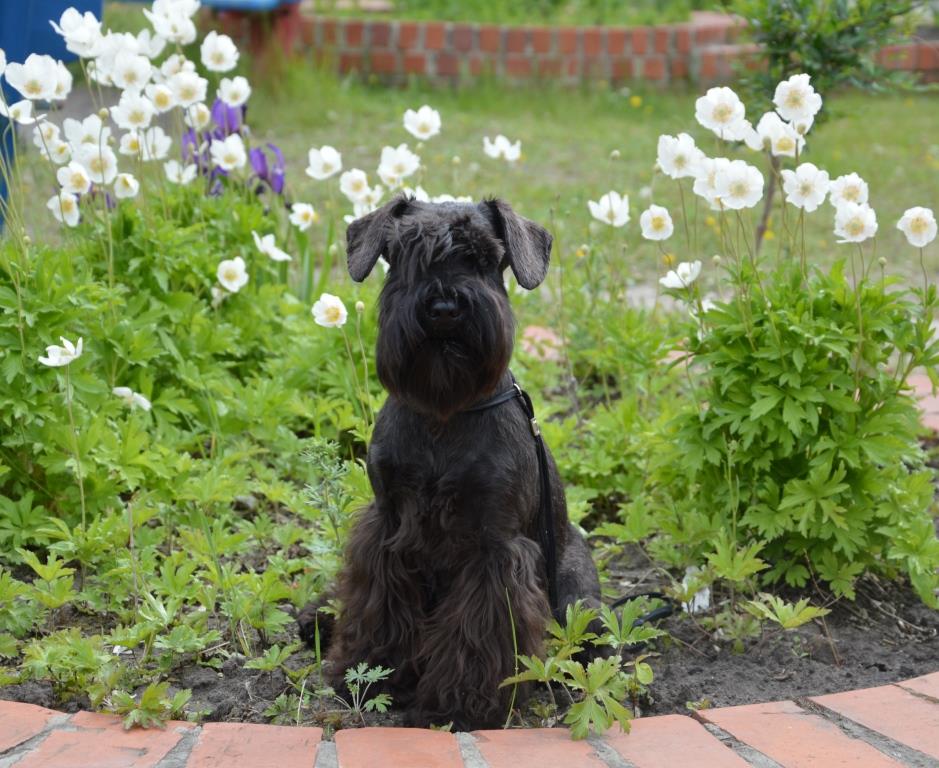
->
<box><xmin>298</xmin><ymin>196</ymin><xmax>604</xmax><ymax>729</ymax></box>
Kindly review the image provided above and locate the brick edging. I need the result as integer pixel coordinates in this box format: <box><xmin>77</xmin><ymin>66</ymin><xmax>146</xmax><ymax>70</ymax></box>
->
<box><xmin>1</xmin><ymin>671</ymin><xmax>937</xmax><ymax>767</ymax></box>
<box><xmin>278</xmin><ymin>12</ymin><xmax>939</xmax><ymax>86</ymax></box>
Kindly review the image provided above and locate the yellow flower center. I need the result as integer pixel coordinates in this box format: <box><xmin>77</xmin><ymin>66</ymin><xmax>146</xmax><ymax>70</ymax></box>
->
<box><xmin>843</xmin><ymin>186</ymin><xmax>860</xmax><ymax>202</ymax></box>
<box><xmin>652</xmin><ymin>215</ymin><xmax>666</xmax><ymax>231</ymax></box>
<box><xmin>223</xmin><ymin>153</ymin><xmax>237</xmax><ymax>165</ymax></box>
<box><xmin>785</xmin><ymin>90</ymin><xmax>804</xmax><ymax>109</ymax></box>
<box><xmin>418</xmin><ymin>121</ymin><xmax>430</xmax><ymax>134</ymax></box>
<box><xmin>179</xmin><ymin>85</ymin><xmax>195</xmax><ymax>101</ymax></box>
<box><xmin>798</xmin><ymin>182</ymin><xmax>813</xmax><ymax>197</ymax></box>
<box><xmin>910</xmin><ymin>216</ymin><xmax>928</xmax><ymax>235</ymax></box>
<box><xmin>324</xmin><ymin>306</ymin><xmax>342</xmax><ymax>324</ymax></box>
<box><xmin>71</xmin><ymin>172</ymin><xmax>85</xmax><ymax>187</ymax></box>
<box><xmin>775</xmin><ymin>136</ymin><xmax>795</xmax><ymax>153</ymax></box>
<box><xmin>155</xmin><ymin>92</ymin><xmax>170</xmax><ymax>108</ymax></box>
<box><xmin>712</xmin><ymin>103</ymin><xmax>733</xmax><ymax>123</ymax></box>
<box><xmin>223</xmin><ymin>268</ymin><xmax>239</xmax><ymax>283</ymax></box>
<box><xmin>674</xmin><ymin>154</ymin><xmax>687</xmax><ymax>169</ymax></box>
<box><xmin>130</xmin><ymin>109</ymin><xmax>145</xmax><ymax>124</ymax></box>
<box><xmin>25</xmin><ymin>80</ymin><xmax>42</xmax><ymax>96</ymax></box>
<box><xmin>212</xmin><ymin>52</ymin><xmax>225</xmax><ymax>66</ymax></box>
<box><xmin>845</xmin><ymin>218</ymin><xmax>864</xmax><ymax>237</ymax></box>
<box><xmin>730</xmin><ymin>181</ymin><xmax>748</xmax><ymax>198</ymax></box>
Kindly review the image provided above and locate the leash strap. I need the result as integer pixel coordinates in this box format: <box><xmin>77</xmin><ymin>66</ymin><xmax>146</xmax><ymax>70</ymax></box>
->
<box><xmin>463</xmin><ymin>382</ymin><xmax>560</xmax><ymax>615</ymax></box>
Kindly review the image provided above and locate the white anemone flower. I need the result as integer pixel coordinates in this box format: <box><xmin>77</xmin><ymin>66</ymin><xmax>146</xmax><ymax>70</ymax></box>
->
<box><xmin>588</xmin><ymin>191</ymin><xmax>630</xmax><ymax>228</ymax></box>
<box><xmin>184</xmin><ymin>102</ymin><xmax>212</xmax><ymax>130</ymax></box>
<box><xmin>312</xmin><ymin>294</ymin><xmax>348</xmax><ymax>328</ymax></box>
<box><xmin>157</xmin><ymin>53</ymin><xmax>194</xmax><ymax>82</ymax></box>
<box><xmin>660</xmin><ymin>260</ymin><xmax>702</xmax><ymax>290</ymax></box>
<box><xmin>897</xmin><ymin>207</ymin><xmax>937</xmax><ymax>248</ymax></box>
<box><xmin>218</xmin><ymin>76</ymin><xmax>251</xmax><ymax>107</ymax></box>
<box><xmin>63</xmin><ymin>114</ymin><xmax>109</xmax><ymax>148</ymax></box>
<box><xmin>483</xmin><ymin>134</ymin><xmax>521</xmax><ymax>162</ymax></box>
<box><xmin>113</xmin><ymin>387</ymin><xmax>152</xmax><ymax>411</ymax></box>
<box><xmin>110</xmin><ymin>52</ymin><xmax>152</xmax><ymax>93</ymax></box>
<box><xmin>829</xmin><ymin>173</ymin><xmax>869</xmax><ymax>208</ymax></box>
<box><xmin>0</xmin><ymin>99</ymin><xmax>40</xmax><ymax>126</ymax></box>
<box><xmin>714</xmin><ymin>159</ymin><xmax>763</xmax><ymax>210</ymax></box>
<box><xmin>168</xmin><ymin>70</ymin><xmax>207</xmax><ymax>108</ymax></box>
<box><xmin>114</xmin><ymin>173</ymin><xmax>140</xmax><ymax>200</ymax></box>
<box><xmin>51</xmin><ymin>8</ymin><xmax>103</xmax><ymax>58</ymax></box>
<box><xmin>834</xmin><ymin>202</ymin><xmax>878</xmax><ymax>244</ymax></box>
<box><xmin>39</xmin><ymin>336</ymin><xmax>83</xmax><ymax>367</ymax></box>
<box><xmin>773</xmin><ymin>73</ymin><xmax>822</xmax><ymax>124</ymax></box>
<box><xmin>0</xmin><ymin>48</ymin><xmax>5</xmax><ymax>77</ymax></box>
<box><xmin>141</xmin><ymin>126</ymin><xmax>172</xmax><ymax>161</ymax></box>
<box><xmin>781</xmin><ymin>163</ymin><xmax>830</xmax><ymax>212</ymax></box>
<box><xmin>145</xmin><ymin>83</ymin><xmax>176</xmax><ymax>113</ymax></box>
<box><xmin>119</xmin><ymin>132</ymin><xmax>143</xmax><ymax>158</ymax></box>
<box><xmin>152</xmin><ymin>0</ymin><xmax>201</xmax><ymax>18</ymax></box>
<box><xmin>111</xmin><ymin>91</ymin><xmax>154</xmax><ymax>131</ymax></box>
<box><xmin>340</xmin><ymin>169</ymin><xmax>371</xmax><ymax>202</ymax></box>
<box><xmin>290</xmin><ymin>203</ymin><xmax>317</xmax><ymax>231</ymax></box>
<box><xmin>657</xmin><ymin>133</ymin><xmax>704</xmax><ymax>180</ymax></box>
<box><xmin>403</xmin><ymin>105</ymin><xmax>442</xmax><ymax>140</ymax></box>
<box><xmin>57</xmin><ymin>161</ymin><xmax>92</xmax><ymax>195</ymax></box>
<box><xmin>4</xmin><ymin>54</ymin><xmax>59</xmax><ymax>101</ymax></box>
<box><xmin>252</xmin><ymin>231</ymin><xmax>292</xmax><ymax>262</ymax></box>
<box><xmin>136</xmin><ymin>28</ymin><xmax>166</xmax><ymax>59</ymax></box>
<box><xmin>692</xmin><ymin>157</ymin><xmax>731</xmax><ymax>209</ymax></box>
<box><xmin>90</xmin><ymin>31</ymin><xmax>138</xmax><ymax>86</ymax></box>
<box><xmin>377</xmin><ymin>144</ymin><xmax>421</xmax><ymax>188</ymax></box>
<box><xmin>694</xmin><ymin>86</ymin><xmax>747</xmax><ymax>139</ymax></box>
<box><xmin>217</xmin><ymin>256</ymin><xmax>249</xmax><ymax>293</ymax></box>
<box><xmin>42</xmin><ymin>140</ymin><xmax>72</xmax><ymax>166</ymax></box>
<box><xmin>210</xmin><ymin>134</ymin><xmax>247</xmax><ymax>172</ymax></box>
<box><xmin>200</xmin><ymin>31</ymin><xmax>239</xmax><ymax>72</ymax></box>
<box><xmin>164</xmin><ymin>160</ymin><xmax>197</xmax><ymax>185</ymax></box>
<box><xmin>143</xmin><ymin>8</ymin><xmax>197</xmax><ymax>45</ymax></box>
<box><xmin>75</xmin><ymin>144</ymin><xmax>118</xmax><ymax>185</ymax></box>
<box><xmin>32</xmin><ymin>121</ymin><xmax>61</xmax><ymax>150</ymax></box>
<box><xmin>52</xmin><ymin>62</ymin><xmax>73</xmax><ymax>102</ymax></box>
<box><xmin>753</xmin><ymin>111</ymin><xmax>804</xmax><ymax>158</ymax></box>
<box><xmin>639</xmin><ymin>205</ymin><xmax>674</xmax><ymax>241</ymax></box>
<box><xmin>47</xmin><ymin>192</ymin><xmax>80</xmax><ymax>227</ymax></box>
<box><xmin>306</xmin><ymin>145</ymin><xmax>342</xmax><ymax>180</ymax></box>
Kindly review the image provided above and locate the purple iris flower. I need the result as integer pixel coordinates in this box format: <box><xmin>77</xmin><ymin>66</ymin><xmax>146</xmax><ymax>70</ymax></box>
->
<box><xmin>211</xmin><ymin>98</ymin><xmax>243</xmax><ymax>136</ymax></box>
<box><xmin>249</xmin><ymin>143</ymin><xmax>286</xmax><ymax>197</ymax></box>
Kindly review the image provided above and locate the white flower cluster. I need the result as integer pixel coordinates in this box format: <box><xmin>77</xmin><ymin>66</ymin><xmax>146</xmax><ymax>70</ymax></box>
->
<box><xmin>586</xmin><ymin>73</ymin><xmax>935</xmax><ymax>295</ymax></box>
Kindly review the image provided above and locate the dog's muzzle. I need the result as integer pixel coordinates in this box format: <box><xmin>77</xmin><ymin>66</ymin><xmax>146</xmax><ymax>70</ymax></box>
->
<box><xmin>426</xmin><ymin>296</ymin><xmax>463</xmax><ymax>334</ymax></box>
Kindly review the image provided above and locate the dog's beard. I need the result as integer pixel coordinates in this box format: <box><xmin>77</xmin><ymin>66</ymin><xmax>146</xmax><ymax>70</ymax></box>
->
<box><xmin>376</xmin><ymin>293</ymin><xmax>514</xmax><ymax>420</ymax></box>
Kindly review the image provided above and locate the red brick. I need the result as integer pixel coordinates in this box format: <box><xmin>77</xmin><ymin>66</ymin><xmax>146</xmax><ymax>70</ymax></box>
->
<box><xmin>467</xmin><ymin>55</ymin><xmax>487</xmax><ymax>76</ymax></box>
<box><xmin>643</xmin><ymin>55</ymin><xmax>667</xmax><ymax>81</ymax></box>
<box><xmin>479</xmin><ymin>25</ymin><xmax>502</xmax><ymax>53</ymax></box>
<box><xmin>563</xmin><ymin>57</ymin><xmax>582</xmax><ymax>79</ymax></box>
<box><xmin>701</xmin><ymin>700</ymin><xmax>905</xmax><ymax>768</ymax></box>
<box><xmin>0</xmin><ymin>701</ymin><xmax>61</xmax><ymax>753</ymax></box>
<box><xmin>670</xmin><ymin>56</ymin><xmax>690</xmax><ymax>79</ymax></box>
<box><xmin>370</xmin><ymin>50</ymin><xmax>398</xmax><ymax>74</ymax></box>
<box><xmin>434</xmin><ymin>52</ymin><xmax>460</xmax><ymax>77</ymax></box>
<box><xmin>186</xmin><ymin>723</ymin><xmax>321</xmax><ymax>768</ymax></box>
<box><xmin>299</xmin><ymin>18</ymin><xmax>315</xmax><ymax>47</ymax></box>
<box><xmin>505</xmin><ymin>55</ymin><xmax>533</xmax><ymax>78</ymax></box>
<box><xmin>368</xmin><ymin>22</ymin><xmax>391</xmax><ymax>48</ymax></box>
<box><xmin>424</xmin><ymin>22</ymin><xmax>446</xmax><ymax>50</ymax></box>
<box><xmin>654</xmin><ymin>27</ymin><xmax>672</xmax><ymax>54</ymax></box>
<box><xmin>343</xmin><ymin>20</ymin><xmax>364</xmax><ymax>48</ymax></box>
<box><xmin>879</xmin><ymin>44</ymin><xmax>917</xmax><ymax>70</ymax></box>
<box><xmin>334</xmin><ymin>728</ymin><xmax>462</xmax><ymax>768</ymax></box>
<box><xmin>899</xmin><ymin>672</ymin><xmax>939</xmax><ymax>701</ymax></box>
<box><xmin>531</xmin><ymin>27</ymin><xmax>554</xmax><ymax>54</ymax></box>
<box><xmin>473</xmin><ymin>728</ymin><xmax>605</xmax><ymax>767</ymax></box>
<box><xmin>557</xmin><ymin>28</ymin><xmax>580</xmax><ymax>55</ymax></box>
<box><xmin>403</xmin><ymin>52</ymin><xmax>427</xmax><ymax>75</ymax></box>
<box><xmin>505</xmin><ymin>28</ymin><xmax>529</xmax><ymax>54</ymax></box>
<box><xmin>694</xmin><ymin>23</ymin><xmax>730</xmax><ymax>45</ymax></box>
<box><xmin>812</xmin><ymin>685</ymin><xmax>939</xmax><ymax>760</ymax></box>
<box><xmin>607</xmin><ymin>714</ymin><xmax>749</xmax><ymax>768</ymax></box>
<box><xmin>451</xmin><ymin>24</ymin><xmax>475</xmax><ymax>52</ymax></box>
<box><xmin>611</xmin><ymin>57</ymin><xmax>634</xmax><ymax>80</ymax></box>
<box><xmin>339</xmin><ymin>52</ymin><xmax>364</xmax><ymax>72</ymax></box>
<box><xmin>397</xmin><ymin>21</ymin><xmax>420</xmax><ymax>49</ymax></box>
<box><xmin>583</xmin><ymin>28</ymin><xmax>604</xmax><ymax>56</ymax></box>
<box><xmin>17</xmin><ymin>712</ymin><xmax>193</xmax><ymax>768</ymax></box>
<box><xmin>675</xmin><ymin>24</ymin><xmax>692</xmax><ymax>54</ymax></box>
<box><xmin>699</xmin><ymin>50</ymin><xmax>724</xmax><ymax>81</ymax></box>
<box><xmin>919</xmin><ymin>42</ymin><xmax>939</xmax><ymax>70</ymax></box>
<box><xmin>607</xmin><ymin>29</ymin><xmax>629</xmax><ymax>56</ymax></box>
<box><xmin>321</xmin><ymin>18</ymin><xmax>337</xmax><ymax>46</ymax></box>
<box><xmin>632</xmin><ymin>27</ymin><xmax>650</xmax><ymax>55</ymax></box>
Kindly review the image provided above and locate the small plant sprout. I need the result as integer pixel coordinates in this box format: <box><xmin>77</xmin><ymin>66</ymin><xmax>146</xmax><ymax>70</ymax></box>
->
<box><xmin>332</xmin><ymin>662</ymin><xmax>394</xmax><ymax>726</ymax></box>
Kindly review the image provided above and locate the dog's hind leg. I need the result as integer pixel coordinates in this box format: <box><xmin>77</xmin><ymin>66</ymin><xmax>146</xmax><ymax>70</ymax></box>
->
<box><xmin>412</xmin><ymin>535</ymin><xmax>550</xmax><ymax>730</ymax></box>
<box><xmin>556</xmin><ymin>523</ymin><xmax>611</xmax><ymax>661</ymax></box>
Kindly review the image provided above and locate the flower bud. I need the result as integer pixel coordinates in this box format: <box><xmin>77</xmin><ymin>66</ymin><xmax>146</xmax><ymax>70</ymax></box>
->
<box><xmin>878</xmin><ymin>256</ymin><xmax>887</xmax><ymax>266</ymax></box>
<box><xmin>22</xmin><ymin>235</ymin><xmax>32</xmax><ymax>246</ymax></box>
<box><xmin>328</xmin><ymin>242</ymin><xmax>340</xmax><ymax>256</ymax></box>
<box><xmin>663</xmin><ymin>253</ymin><xmax>675</xmax><ymax>268</ymax></box>
<box><xmin>610</xmin><ymin>149</ymin><xmax>621</xmax><ymax>160</ymax></box>
<box><xmin>355</xmin><ymin>300</ymin><xmax>365</xmax><ymax>313</ymax></box>
<box><xmin>451</xmin><ymin>155</ymin><xmax>461</xmax><ymax>165</ymax></box>
<box><xmin>98</xmin><ymin>107</ymin><xmax>109</xmax><ymax>120</ymax></box>
<box><xmin>711</xmin><ymin>254</ymin><xmax>722</xmax><ymax>266</ymax></box>
<box><xmin>575</xmin><ymin>244</ymin><xmax>590</xmax><ymax>259</ymax></box>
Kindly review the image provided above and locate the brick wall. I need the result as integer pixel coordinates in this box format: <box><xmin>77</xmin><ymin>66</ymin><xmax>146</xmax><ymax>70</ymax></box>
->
<box><xmin>293</xmin><ymin>12</ymin><xmax>939</xmax><ymax>86</ymax></box>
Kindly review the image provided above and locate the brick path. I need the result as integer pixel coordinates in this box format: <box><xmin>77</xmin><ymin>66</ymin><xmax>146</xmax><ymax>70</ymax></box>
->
<box><xmin>1</xmin><ymin>673</ymin><xmax>937</xmax><ymax>767</ymax></box>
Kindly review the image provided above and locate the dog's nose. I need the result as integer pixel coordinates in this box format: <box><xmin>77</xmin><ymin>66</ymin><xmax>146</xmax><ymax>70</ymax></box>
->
<box><xmin>428</xmin><ymin>298</ymin><xmax>461</xmax><ymax>324</ymax></box>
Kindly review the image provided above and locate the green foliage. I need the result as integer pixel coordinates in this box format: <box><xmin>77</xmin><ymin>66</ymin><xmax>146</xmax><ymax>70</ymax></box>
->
<box><xmin>728</xmin><ymin>0</ymin><xmax>920</xmax><ymax>113</ymax></box>
<box><xmin>331</xmin><ymin>662</ymin><xmax>395</xmax><ymax>725</ymax></box>
<box><xmin>643</xmin><ymin>258</ymin><xmax>939</xmax><ymax>606</ymax></box>
<box><xmin>744</xmin><ymin>593</ymin><xmax>830</xmax><ymax>629</ymax></box>
<box><xmin>110</xmin><ymin>682</ymin><xmax>192</xmax><ymax>730</ymax></box>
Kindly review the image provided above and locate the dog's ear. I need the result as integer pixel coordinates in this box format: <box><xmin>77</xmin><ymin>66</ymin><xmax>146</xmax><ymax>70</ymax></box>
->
<box><xmin>483</xmin><ymin>198</ymin><xmax>552</xmax><ymax>289</ymax></box>
<box><xmin>346</xmin><ymin>196</ymin><xmax>409</xmax><ymax>282</ymax></box>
